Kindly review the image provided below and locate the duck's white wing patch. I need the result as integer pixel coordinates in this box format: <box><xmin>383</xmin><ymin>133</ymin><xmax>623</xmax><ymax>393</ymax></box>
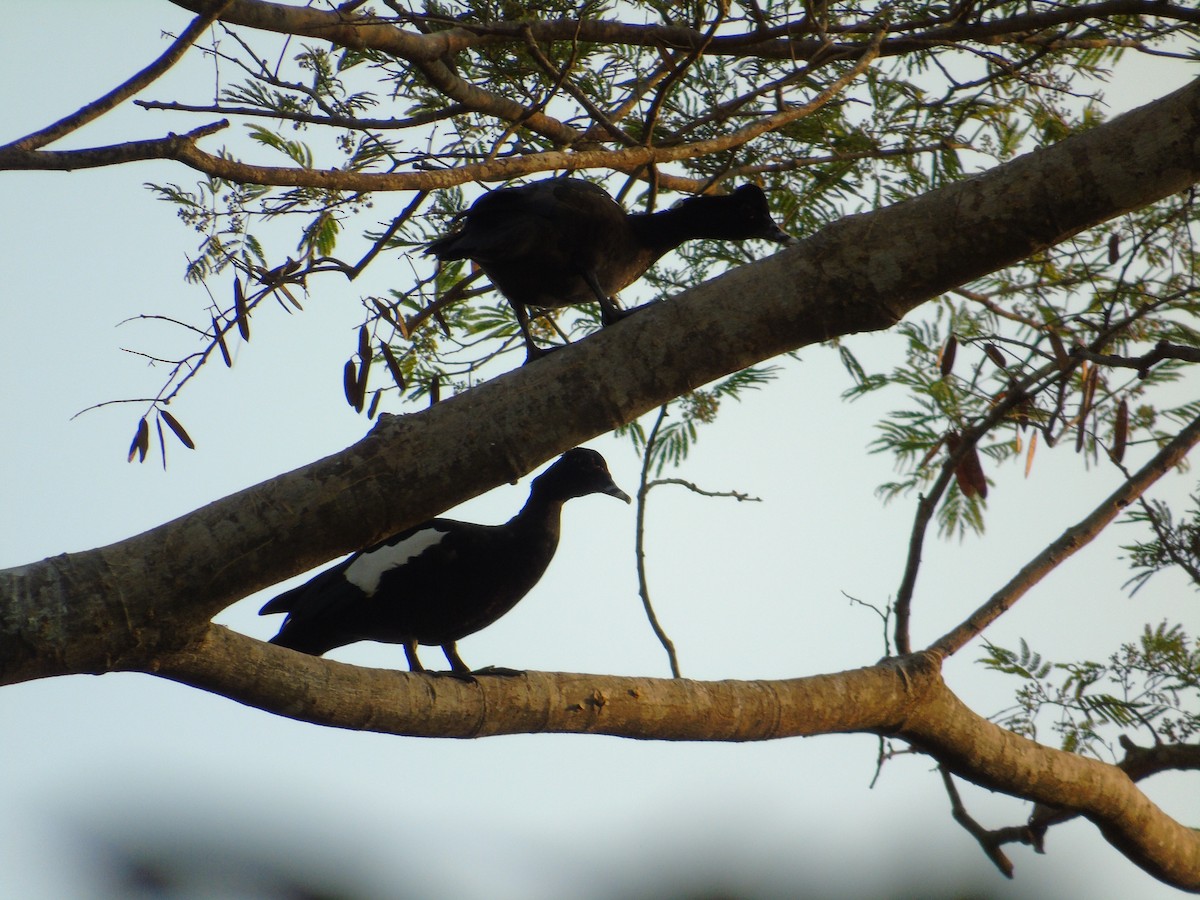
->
<box><xmin>344</xmin><ymin>528</ymin><xmax>446</xmax><ymax>596</ymax></box>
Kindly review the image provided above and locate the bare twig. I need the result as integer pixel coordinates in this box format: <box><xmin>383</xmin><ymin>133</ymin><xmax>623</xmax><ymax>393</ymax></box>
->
<box><xmin>635</xmin><ymin>406</ymin><xmax>682</xmax><ymax>678</ymax></box>
<box><xmin>939</xmin><ymin>766</ymin><xmax>1026</xmax><ymax>878</ymax></box>
<box><xmin>1</xmin><ymin>1</ymin><xmax>232</xmax><ymax>152</ymax></box>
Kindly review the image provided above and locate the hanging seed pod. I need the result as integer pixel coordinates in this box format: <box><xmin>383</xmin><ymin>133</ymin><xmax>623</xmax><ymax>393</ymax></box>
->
<box><xmin>357</xmin><ymin>324</ymin><xmax>370</xmax><ymax>364</ymax></box>
<box><xmin>212</xmin><ymin>317</ymin><xmax>232</xmax><ymax>367</ymax></box>
<box><xmin>380</xmin><ymin>342</ymin><xmax>406</xmax><ymax>391</ymax></box>
<box><xmin>1048</xmin><ymin>331</ymin><xmax>1069</xmax><ymax>372</ymax></box>
<box><xmin>159</xmin><ymin>409</ymin><xmax>195</xmax><ymax>450</ymax></box>
<box><xmin>127</xmin><ymin>417</ymin><xmax>150</xmax><ymax>464</ymax></box>
<box><xmin>343</xmin><ymin>359</ymin><xmax>359</xmax><ymax>409</ymax></box>
<box><xmin>939</xmin><ymin>334</ymin><xmax>957</xmax><ymax>378</ymax></box>
<box><xmin>945</xmin><ymin>431</ymin><xmax>988</xmax><ymax>500</ymax></box>
<box><xmin>983</xmin><ymin>343</ymin><xmax>1007</xmax><ymax>369</ymax></box>
<box><xmin>233</xmin><ymin>277</ymin><xmax>250</xmax><ymax>341</ymax></box>
<box><xmin>1111</xmin><ymin>398</ymin><xmax>1129</xmax><ymax>464</ymax></box>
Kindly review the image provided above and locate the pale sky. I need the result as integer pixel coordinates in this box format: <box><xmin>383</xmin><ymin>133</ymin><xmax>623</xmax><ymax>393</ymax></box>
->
<box><xmin>2</xmin><ymin>5</ymin><xmax>1197</xmax><ymax>898</ymax></box>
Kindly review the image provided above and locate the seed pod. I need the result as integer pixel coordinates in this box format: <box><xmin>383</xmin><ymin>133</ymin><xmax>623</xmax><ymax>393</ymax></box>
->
<box><xmin>1048</xmin><ymin>332</ymin><xmax>1069</xmax><ymax>372</ymax></box>
<box><xmin>983</xmin><ymin>343</ymin><xmax>1006</xmax><ymax>369</ymax></box>
<box><xmin>127</xmin><ymin>417</ymin><xmax>150</xmax><ymax>464</ymax></box>
<box><xmin>1111</xmin><ymin>399</ymin><xmax>1129</xmax><ymax>464</ymax></box>
<box><xmin>213</xmin><ymin>317</ymin><xmax>232</xmax><ymax>367</ymax></box>
<box><xmin>343</xmin><ymin>359</ymin><xmax>358</xmax><ymax>409</ymax></box>
<box><xmin>945</xmin><ymin>431</ymin><xmax>988</xmax><ymax>500</ymax></box>
<box><xmin>939</xmin><ymin>334</ymin><xmax>957</xmax><ymax>378</ymax></box>
<box><xmin>159</xmin><ymin>409</ymin><xmax>196</xmax><ymax>450</ymax></box>
<box><xmin>357</xmin><ymin>324</ymin><xmax>370</xmax><ymax>364</ymax></box>
<box><xmin>380</xmin><ymin>342</ymin><xmax>406</xmax><ymax>391</ymax></box>
<box><xmin>234</xmin><ymin>277</ymin><xmax>250</xmax><ymax>341</ymax></box>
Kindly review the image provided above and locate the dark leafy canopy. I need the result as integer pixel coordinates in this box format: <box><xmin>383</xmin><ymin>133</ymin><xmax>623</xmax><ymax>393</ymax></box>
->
<box><xmin>133</xmin><ymin>0</ymin><xmax>1198</xmax><ymax>772</ymax></box>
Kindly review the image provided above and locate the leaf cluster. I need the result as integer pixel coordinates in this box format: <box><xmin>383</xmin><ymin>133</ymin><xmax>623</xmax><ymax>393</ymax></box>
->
<box><xmin>981</xmin><ymin>623</ymin><xmax>1200</xmax><ymax>757</ymax></box>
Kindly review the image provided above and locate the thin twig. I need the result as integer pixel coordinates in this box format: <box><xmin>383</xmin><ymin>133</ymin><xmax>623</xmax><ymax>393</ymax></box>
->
<box><xmin>2</xmin><ymin>2</ymin><xmax>232</xmax><ymax>153</ymax></box>
<box><xmin>635</xmin><ymin>406</ymin><xmax>682</xmax><ymax>678</ymax></box>
<box><xmin>939</xmin><ymin>766</ymin><xmax>1022</xmax><ymax>878</ymax></box>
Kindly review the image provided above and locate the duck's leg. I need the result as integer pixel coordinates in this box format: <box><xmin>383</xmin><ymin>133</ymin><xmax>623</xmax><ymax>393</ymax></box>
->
<box><xmin>442</xmin><ymin>642</ymin><xmax>472</xmax><ymax>674</ymax></box>
<box><xmin>510</xmin><ymin>300</ymin><xmax>555</xmax><ymax>362</ymax></box>
<box><xmin>403</xmin><ymin>638</ymin><xmax>426</xmax><ymax>673</ymax></box>
<box><xmin>582</xmin><ymin>269</ymin><xmax>636</xmax><ymax>326</ymax></box>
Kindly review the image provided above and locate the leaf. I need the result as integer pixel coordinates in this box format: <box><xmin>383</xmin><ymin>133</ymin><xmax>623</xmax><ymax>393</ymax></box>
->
<box><xmin>939</xmin><ymin>334</ymin><xmax>957</xmax><ymax>377</ymax></box>
<box><xmin>234</xmin><ymin>277</ymin><xmax>250</xmax><ymax>341</ymax></box>
<box><xmin>380</xmin><ymin>342</ymin><xmax>406</xmax><ymax>391</ymax></box>
<box><xmin>917</xmin><ymin>434</ymin><xmax>946</xmax><ymax>469</ymax></box>
<box><xmin>1111</xmin><ymin>398</ymin><xmax>1129</xmax><ymax>464</ymax></box>
<box><xmin>159</xmin><ymin>409</ymin><xmax>196</xmax><ymax>450</ymax></box>
<box><xmin>127</xmin><ymin>417</ymin><xmax>149</xmax><ymax>464</ymax></box>
<box><xmin>212</xmin><ymin>317</ymin><xmax>232</xmax><ymax>367</ymax></box>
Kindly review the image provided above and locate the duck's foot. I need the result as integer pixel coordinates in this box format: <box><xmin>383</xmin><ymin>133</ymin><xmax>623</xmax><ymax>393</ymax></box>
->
<box><xmin>469</xmin><ymin>665</ymin><xmax>525</xmax><ymax>677</ymax></box>
<box><xmin>601</xmin><ymin>301</ymin><xmax>649</xmax><ymax>326</ymax></box>
<box><xmin>523</xmin><ymin>342</ymin><xmax>564</xmax><ymax>364</ymax></box>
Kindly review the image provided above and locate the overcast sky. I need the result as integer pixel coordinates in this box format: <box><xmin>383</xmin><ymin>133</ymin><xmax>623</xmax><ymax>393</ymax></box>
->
<box><xmin>2</xmin><ymin>5</ymin><xmax>1197</xmax><ymax>898</ymax></box>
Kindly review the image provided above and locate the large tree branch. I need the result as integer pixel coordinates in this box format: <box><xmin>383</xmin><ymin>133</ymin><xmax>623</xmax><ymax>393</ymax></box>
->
<box><xmin>165</xmin><ymin>0</ymin><xmax>1200</xmax><ymax>62</ymax></box>
<box><xmin>3</xmin><ymin>77</ymin><xmax>1200</xmax><ymax>687</ymax></box>
<box><xmin>153</xmin><ymin>634</ymin><xmax>1200</xmax><ymax>890</ymax></box>
<box><xmin>0</xmin><ymin>42</ymin><xmax>875</xmax><ymax>187</ymax></box>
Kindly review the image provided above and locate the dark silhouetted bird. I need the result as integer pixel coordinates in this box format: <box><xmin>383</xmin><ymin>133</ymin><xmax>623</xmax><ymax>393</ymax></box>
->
<box><xmin>260</xmin><ymin>448</ymin><xmax>630</xmax><ymax>673</ymax></box>
<box><xmin>425</xmin><ymin>178</ymin><xmax>791</xmax><ymax>360</ymax></box>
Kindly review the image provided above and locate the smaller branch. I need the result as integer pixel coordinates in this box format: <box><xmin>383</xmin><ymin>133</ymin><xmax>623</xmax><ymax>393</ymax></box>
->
<box><xmin>1</xmin><ymin>2</ymin><xmax>231</xmax><ymax>152</ymax></box>
<box><xmin>940</xmin><ymin>766</ymin><xmax>1018</xmax><ymax>879</ymax></box>
<box><xmin>1133</xmin><ymin>496</ymin><xmax>1200</xmax><ymax>588</ymax></box>
<box><xmin>0</xmin><ymin>121</ymin><xmax>229</xmax><ymax>172</ymax></box>
<box><xmin>930</xmin><ymin>411</ymin><xmax>1200</xmax><ymax>657</ymax></box>
<box><xmin>134</xmin><ymin>98</ymin><xmax>468</xmax><ymax>131</ymax></box>
<box><xmin>645</xmin><ymin>478</ymin><xmax>762</xmax><ymax>502</ymax></box>
<box><xmin>636</xmin><ymin>407</ymin><xmax>682</xmax><ymax>678</ymax></box>
<box><xmin>1073</xmin><ymin>340</ymin><xmax>1200</xmax><ymax>379</ymax></box>
<box><xmin>521</xmin><ymin>26</ymin><xmax>638</xmax><ymax>147</ymax></box>
<box><xmin>1019</xmin><ymin>737</ymin><xmax>1200</xmax><ymax>846</ymax></box>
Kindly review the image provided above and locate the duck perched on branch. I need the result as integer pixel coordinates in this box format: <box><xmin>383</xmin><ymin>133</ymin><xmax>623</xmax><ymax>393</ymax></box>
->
<box><xmin>261</xmin><ymin>448</ymin><xmax>630</xmax><ymax>673</ymax></box>
<box><xmin>425</xmin><ymin>178</ymin><xmax>791</xmax><ymax>360</ymax></box>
